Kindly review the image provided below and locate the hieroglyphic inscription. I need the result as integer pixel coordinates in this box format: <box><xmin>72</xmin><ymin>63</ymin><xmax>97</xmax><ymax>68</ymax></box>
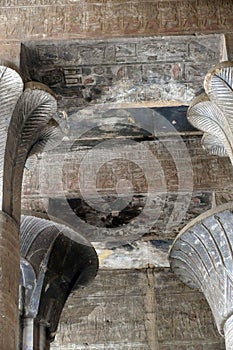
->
<box><xmin>0</xmin><ymin>1</ymin><xmax>231</xmax><ymax>66</ymax></box>
<box><xmin>0</xmin><ymin>0</ymin><xmax>67</xmax><ymax>5</ymax></box>
<box><xmin>0</xmin><ymin>0</ymin><xmax>232</xmax><ymax>42</ymax></box>
<box><xmin>20</xmin><ymin>35</ymin><xmax>222</xmax><ymax>103</ymax></box>
<box><xmin>50</xmin><ymin>269</ymin><xmax>224</xmax><ymax>350</ymax></box>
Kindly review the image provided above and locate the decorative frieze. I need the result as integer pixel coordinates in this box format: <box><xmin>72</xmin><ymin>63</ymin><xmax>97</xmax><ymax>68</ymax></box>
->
<box><xmin>0</xmin><ymin>1</ymin><xmax>232</xmax><ymax>41</ymax></box>
<box><xmin>21</xmin><ymin>35</ymin><xmax>223</xmax><ymax>105</ymax></box>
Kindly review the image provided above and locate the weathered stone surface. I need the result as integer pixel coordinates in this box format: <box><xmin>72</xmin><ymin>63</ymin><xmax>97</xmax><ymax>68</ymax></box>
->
<box><xmin>22</xmin><ymin>136</ymin><xmax>233</xmax><ymax>199</ymax></box>
<box><xmin>51</xmin><ymin>268</ymin><xmax>224</xmax><ymax>350</ymax></box>
<box><xmin>225</xmin><ymin>33</ymin><xmax>233</xmax><ymax>60</ymax></box>
<box><xmin>170</xmin><ymin>204</ymin><xmax>233</xmax><ymax>348</ymax></box>
<box><xmin>93</xmin><ymin>240</ymin><xmax>171</xmax><ymax>269</ymax></box>
<box><xmin>215</xmin><ymin>189</ymin><xmax>233</xmax><ymax>205</ymax></box>
<box><xmin>0</xmin><ymin>42</ymin><xmax>21</xmax><ymax>67</ymax></box>
<box><xmin>155</xmin><ymin>271</ymin><xmax>225</xmax><ymax>349</ymax></box>
<box><xmin>21</xmin><ymin>35</ymin><xmax>223</xmax><ymax>105</ymax></box>
<box><xmin>51</xmin><ymin>269</ymin><xmax>149</xmax><ymax>350</ymax></box>
<box><xmin>55</xmin><ymin>105</ymin><xmax>196</xmax><ymax>145</ymax></box>
<box><xmin>0</xmin><ymin>212</ymin><xmax>20</xmax><ymax>350</ymax></box>
<box><xmin>21</xmin><ymin>130</ymin><xmax>233</xmax><ymax>246</ymax></box>
<box><xmin>0</xmin><ymin>1</ymin><xmax>231</xmax><ymax>42</ymax></box>
<box><xmin>0</xmin><ymin>2</ymin><xmax>231</xmax><ymax>350</ymax></box>
<box><xmin>44</xmin><ymin>191</ymin><xmax>212</xmax><ymax>244</ymax></box>
<box><xmin>0</xmin><ymin>1</ymin><xmax>230</xmax><ymax>67</ymax></box>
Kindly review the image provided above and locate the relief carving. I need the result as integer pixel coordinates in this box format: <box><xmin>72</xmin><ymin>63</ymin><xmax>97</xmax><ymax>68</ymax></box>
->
<box><xmin>158</xmin><ymin>2</ymin><xmax>179</xmax><ymax>32</ymax></box>
<box><xmin>187</xmin><ymin>61</ymin><xmax>233</xmax><ymax>165</ymax></box>
<box><xmin>0</xmin><ymin>1</ymin><xmax>232</xmax><ymax>40</ymax></box>
<box><xmin>179</xmin><ymin>1</ymin><xmax>198</xmax><ymax>30</ymax></box>
<box><xmin>19</xmin><ymin>215</ymin><xmax>98</xmax><ymax>348</ymax></box>
<box><xmin>0</xmin><ymin>65</ymin><xmax>66</xmax><ymax>350</ymax></box>
<box><xmin>170</xmin><ymin>61</ymin><xmax>233</xmax><ymax>349</ymax></box>
<box><xmin>170</xmin><ymin>205</ymin><xmax>233</xmax><ymax>349</ymax></box>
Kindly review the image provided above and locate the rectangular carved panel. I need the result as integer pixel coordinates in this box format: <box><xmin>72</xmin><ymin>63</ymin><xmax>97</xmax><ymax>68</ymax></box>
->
<box><xmin>20</xmin><ymin>35</ymin><xmax>223</xmax><ymax>105</ymax></box>
<box><xmin>50</xmin><ymin>269</ymin><xmax>225</xmax><ymax>350</ymax></box>
<box><xmin>22</xmin><ymin>133</ymin><xmax>233</xmax><ymax>242</ymax></box>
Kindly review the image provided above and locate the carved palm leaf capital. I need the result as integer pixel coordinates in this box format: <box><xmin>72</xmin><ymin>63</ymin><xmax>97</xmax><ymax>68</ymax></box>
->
<box><xmin>0</xmin><ymin>66</ymin><xmax>23</xmax><ymax>205</ymax></box>
<box><xmin>0</xmin><ymin>65</ymin><xmax>65</xmax><ymax>220</ymax></box>
<box><xmin>169</xmin><ymin>202</ymin><xmax>233</xmax><ymax>336</ymax></box>
<box><xmin>201</xmin><ymin>133</ymin><xmax>228</xmax><ymax>157</ymax></box>
<box><xmin>187</xmin><ymin>61</ymin><xmax>233</xmax><ymax>164</ymax></box>
<box><xmin>3</xmin><ymin>82</ymin><xmax>59</xmax><ymax>221</ymax></box>
<box><xmin>19</xmin><ymin>214</ymin><xmax>98</xmax><ymax>341</ymax></box>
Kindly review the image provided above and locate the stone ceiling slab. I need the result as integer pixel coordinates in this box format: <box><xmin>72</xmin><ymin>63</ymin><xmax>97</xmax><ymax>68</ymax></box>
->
<box><xmin>21</xmin><ymin>34</ymin><xmax>224</xmax><ymax>106</ymax></box>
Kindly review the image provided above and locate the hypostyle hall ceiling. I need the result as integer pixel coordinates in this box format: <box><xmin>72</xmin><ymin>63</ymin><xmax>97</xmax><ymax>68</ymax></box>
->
<box><xmin>17</xmin><ymin>32</ymin><xmax>229</xmax><ymax>349</ymax></box>
<box><xmin>1</xmin><ymin>1</ymin><xmax>231</xmax><ymax>348</ymax></box>
<box><xmin>21</xmin><ymin>34</ymin><xmax>232</xmax><ymax>256</ymax></box>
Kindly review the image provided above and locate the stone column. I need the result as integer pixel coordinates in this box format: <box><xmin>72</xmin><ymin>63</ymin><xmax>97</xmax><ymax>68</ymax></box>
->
<box><xmin>0</xmin><ymin>66</ymin><xmax>59</xmax><ymax>350</ymax></box>
<box><xmin>169</xmin><ymin>204</ymin><xmax>233</xmax><ymax>349</ymax></box>
<box><xmin>19</xmin><ymin>215</ymin><xmax>98</xmax><ymax>349</ymax></box>
<box><xmin>0</xmin><ymin>66</ymin><xmax>23</xmax><ymax>350</ymax></box>
<box><xmin>0</xmin><ymin>212</ymin><xmax>19</xmax><ymax>350</ymax></box>
<box><xmin>170</xmin><ymin>61</ymin><xmax>233</xmax><ymax>348</ymax></box>
<box><xmin>22</xmin><ymin>319</ymin><xmax>49</xmax><ymax>350</ymax></box>
<box><xmin>22</xmin><ymin>318</ymin><xmax>35</xmax><ymax>350</ymax></box>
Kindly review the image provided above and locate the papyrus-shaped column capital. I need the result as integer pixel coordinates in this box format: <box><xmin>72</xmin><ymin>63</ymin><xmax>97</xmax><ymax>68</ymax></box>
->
<box><xmin>169</xmin><ymin>204</ymin><xmax>233</xmax><ymax>349</ymax></box>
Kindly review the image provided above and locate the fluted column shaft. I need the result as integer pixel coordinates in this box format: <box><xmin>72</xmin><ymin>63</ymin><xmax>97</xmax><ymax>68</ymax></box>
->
<box><xmin>22</xmin><ymin>319</ymin><xmax>49</xmax><ymax>350</ymax></box>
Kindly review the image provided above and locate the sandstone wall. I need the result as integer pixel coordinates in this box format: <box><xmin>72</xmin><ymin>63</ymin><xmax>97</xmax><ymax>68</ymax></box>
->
<box><xmin>0</xmin><ymin>1</ymin><xmax>232</xmax><ymax>349</ymax></box>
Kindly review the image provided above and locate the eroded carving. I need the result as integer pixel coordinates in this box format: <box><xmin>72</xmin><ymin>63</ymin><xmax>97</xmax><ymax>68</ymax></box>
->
<box><xmin>0</xmin><ymin>1</ymin><xmax>232</xmax><ymax>41</ymax></box>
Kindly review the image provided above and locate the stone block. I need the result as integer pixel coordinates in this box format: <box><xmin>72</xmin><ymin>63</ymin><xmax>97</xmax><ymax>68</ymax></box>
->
<box><xmin>20</xmin><ymin>35</ymin><xmax>223</xmax><ymax>104</ymax></box>
<box><xmin>50</xmin><ymin>268</ymin><xmax>224</xmax><ymax>350</ymax></box>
